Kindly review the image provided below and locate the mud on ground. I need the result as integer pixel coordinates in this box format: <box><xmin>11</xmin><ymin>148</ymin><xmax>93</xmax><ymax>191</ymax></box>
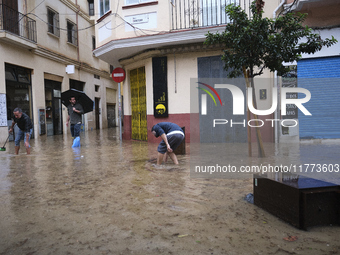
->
<box><xmin>0</xmin><ymin>131</ymin><xmax>339</xmax><ymax>255</ymax></box>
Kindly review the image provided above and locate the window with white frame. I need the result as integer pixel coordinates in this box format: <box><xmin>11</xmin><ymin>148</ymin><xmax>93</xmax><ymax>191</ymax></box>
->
<box><xmin>47</xmin><ymin>7</ymin><xmax>60</xmax><ymax>37</ymax></box>
<box><xmin>125</xmin><ymin>0</ymin><xmax>154</xmax><ymax>5</ymax></box>
<box><xmin>67</xmin><ymin>20</ymin><xmax>78</xmax><ymax>46</ymax></box>
<box><xmin>99</xmin><ymin>0</ymin><xmax>110</xmax><ymax>16</ymax></box>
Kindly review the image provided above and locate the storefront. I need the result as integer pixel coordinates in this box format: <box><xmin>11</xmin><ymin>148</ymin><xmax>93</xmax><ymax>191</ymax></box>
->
<box><xmin>5</xmin><ymin>64</ymin><xmax>33</xmax><ymax>140</ymax></box>
<box><xmin>297</xmin><ymin>56</ymin><xmax>340</xmax><ymax>139</ymax></box>
<box><xmin>44</xmin><ymin>79</ymin><xmax>62</xmax><ymax>136</ymax></box>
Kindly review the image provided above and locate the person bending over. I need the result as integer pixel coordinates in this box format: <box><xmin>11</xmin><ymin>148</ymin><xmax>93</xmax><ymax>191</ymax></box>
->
<box><xmin>151</xmin><ymin>122</ymin><xmax>184</xmax><ymax>165</ymax></box>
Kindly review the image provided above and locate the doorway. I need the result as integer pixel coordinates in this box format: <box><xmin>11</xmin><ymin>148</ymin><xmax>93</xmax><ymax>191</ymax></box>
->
<box><xmin>197</xmin><ymin>55</ymin><xmax>247</xmax><ymax>143</ymax></box>
<box><xmin>5</xmin><ymin>64</ymin><xmax>33</xmax><ymax>140</ymax></box>
<box><xmin>107</xmin><ymin>104</ymin><xmax>116</xmax><ymax>128</ymax></box>
<box><xmin>95</xmin><ymin>97</ymin><xmax>100</xmax><ymax>129</ymax></box>
<box><xmin>130</xmin><ymin>67</ymin><xmax>147</xmax><ymax>141</ymax></box>
<box><xmin>45</xmin><ymin>80</ymin><xmax>63</xmax><ymax>136</ymax></box>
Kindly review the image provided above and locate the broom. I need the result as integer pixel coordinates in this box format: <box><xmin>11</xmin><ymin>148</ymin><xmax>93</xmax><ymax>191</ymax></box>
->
<box><xmin>0</xmin><ymin>134</ymin><xmax>10</xmax><ymax>151</ymax></box>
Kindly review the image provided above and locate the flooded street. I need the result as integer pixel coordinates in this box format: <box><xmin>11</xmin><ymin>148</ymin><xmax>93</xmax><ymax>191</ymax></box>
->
<box><xmin>0</xmin><ymin>128</ymin><xmax>339</xmax><ymax>255</ymax></box>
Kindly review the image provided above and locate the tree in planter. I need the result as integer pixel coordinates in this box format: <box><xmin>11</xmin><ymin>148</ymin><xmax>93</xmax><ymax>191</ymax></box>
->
<box><xmin>204</xmin><ymin>0</ymin><xmax>337</xmax><ymax>157</ymax></box>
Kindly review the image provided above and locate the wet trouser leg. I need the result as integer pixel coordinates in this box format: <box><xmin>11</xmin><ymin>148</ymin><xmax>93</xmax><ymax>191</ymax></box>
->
<box><xmin>74</xmin><ymin>123</ymin><xmax>81</xmax><ymax>137</ymax></box>
<box><xmin>70</xmin><ymin>124</ymin><xmax>75</xmax><ymax>138</ymax></box>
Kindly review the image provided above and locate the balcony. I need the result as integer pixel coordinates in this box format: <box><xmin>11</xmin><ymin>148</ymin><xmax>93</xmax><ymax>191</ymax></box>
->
<box><xmin>94</xmin><ymin>0</ymin><xmax>252</xmax><ymax>67</ymax></box>
<box><xmin>0</xmin><ymin>4</ymin><xmax>37</xmax><ymax>49</ymax></box>
<box><xmin>171</xmin><ymin>0</ymin><xmax>251</xmax><ymax>30</ymax></box>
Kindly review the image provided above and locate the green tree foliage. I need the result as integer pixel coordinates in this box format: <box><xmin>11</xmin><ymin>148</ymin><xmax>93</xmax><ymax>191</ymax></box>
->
<box><xmin>204</xmin><ymin>0</ymin><xmax>337</xmax><ymax>157</ymax></box>
<box><xmin>204</xmin><ymin>1</ymin><xmax>337</xmax><ymax>79</ymax></box>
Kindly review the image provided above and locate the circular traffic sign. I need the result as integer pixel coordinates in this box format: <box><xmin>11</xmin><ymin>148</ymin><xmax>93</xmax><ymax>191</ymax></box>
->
<box><xmin>111</xmin><ymin>67</ymin><xmax>126</xmax><ymax>83</ymax></box>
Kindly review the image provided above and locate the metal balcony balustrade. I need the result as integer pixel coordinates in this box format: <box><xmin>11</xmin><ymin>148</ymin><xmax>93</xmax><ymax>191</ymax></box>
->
<box><xmin>170</xmin><ymin>0</ymin><xmax>251</xmax><ymax>30</ymax></box>
<box><xmin>0</xmin><ymin>4</ymin><xmax>37</xmax><ymax>43</ymax></box>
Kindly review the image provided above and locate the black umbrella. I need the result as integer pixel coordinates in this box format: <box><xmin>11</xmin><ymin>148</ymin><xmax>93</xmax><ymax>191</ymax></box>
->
<box><xmin>61</xmin><ymin>89</ymin><xmax>94</xmax><ymax>114</ymax></box>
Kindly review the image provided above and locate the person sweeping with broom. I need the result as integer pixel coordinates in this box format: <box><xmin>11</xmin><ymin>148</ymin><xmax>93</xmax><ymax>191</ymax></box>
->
<box><xmin>9</xmin><ymin>108</ymin><xmax>33</xmax><ymax>155</ymax></box>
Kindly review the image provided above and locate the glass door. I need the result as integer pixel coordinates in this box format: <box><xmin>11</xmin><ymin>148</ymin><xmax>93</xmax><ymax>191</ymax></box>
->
<box><xmin>45</xmin><ymin>80</ymin><xmax>62</xmax><ymax>135</ymax></box>
<box><xmin>53</xmin><ymin>89</ymin><xmax>62</xmax><ymax>135</ymax></box>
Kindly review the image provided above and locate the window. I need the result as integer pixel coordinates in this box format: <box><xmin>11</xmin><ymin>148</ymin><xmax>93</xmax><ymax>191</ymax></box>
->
<box><xmin>125</xmin><ymin>0</ymin><xmax>153</xmax><ymax>5</ymax></box>
<box><xmin>67</xmin><ymin>20</ymin><xmax>78</xmax><ymax>46</ymax></box>
<box><xmin>99</xmin><ymin>0</ymin><xmax>110</xmax><ymax>16</ymax></box>
<box><xmin>47</xmin><ymin>7</ymin><xmax>60</xmax><ymax>37</ymax></box>
<box><xmin>92</xmin><ymin>36</ymin><xmax>96</xmax><ymax>50</ymax></box>
<box><xmin>95</xmin><ymin>85</ymin><xmax>100</xmax><ymax>92</ymax></box>
<box><xmin>88</xmin><ymin>0</ymin><xmax>94</xmax><ymax>16</ymax></box>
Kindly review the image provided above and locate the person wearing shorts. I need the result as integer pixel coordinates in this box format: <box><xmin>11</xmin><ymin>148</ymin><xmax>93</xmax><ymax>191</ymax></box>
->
<box><xmin>151</xmin><ymin>122</ymin><xmax>185</xmax><ymax>165</ymax></box>
<box><xmin>9</xmin><ymin>108</ymin><xmax>33</xmax><ymax>155</ymax></box>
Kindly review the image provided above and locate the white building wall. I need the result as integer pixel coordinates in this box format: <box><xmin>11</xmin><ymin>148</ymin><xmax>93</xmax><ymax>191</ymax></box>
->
<box><xmin>0</xmin><ymin>0</ymin><xmax>116</xmax><ymax>142</ymax></box>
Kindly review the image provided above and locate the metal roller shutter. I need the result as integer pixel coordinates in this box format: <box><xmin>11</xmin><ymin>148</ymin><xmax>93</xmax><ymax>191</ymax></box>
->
<box><xmin>297</xmin><ymin>57</ymin><xmax>340</xmax><ymax>139</ymax></box>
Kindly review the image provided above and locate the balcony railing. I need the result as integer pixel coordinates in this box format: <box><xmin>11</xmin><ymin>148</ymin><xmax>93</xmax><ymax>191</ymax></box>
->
<box><xmin>171</xmin><ymin>0</ymin><xmax>252</xmax><ymax>30</ymax></box>
<box><xmin>0</xmin><ymin>4</ymin><xmax>37</xmax><ymax>43</ymax></box>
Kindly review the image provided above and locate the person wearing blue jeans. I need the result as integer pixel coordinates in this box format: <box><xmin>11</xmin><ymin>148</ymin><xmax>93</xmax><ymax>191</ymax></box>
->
<box><xmin>9</xmin><ymin>108</ymin><xmax>33</xmax><ymax>155</ymax></box>
<box><xmin>66</xmin><ymin>96</ymin><xmax>84</xmax><ymax>139</ymax></box>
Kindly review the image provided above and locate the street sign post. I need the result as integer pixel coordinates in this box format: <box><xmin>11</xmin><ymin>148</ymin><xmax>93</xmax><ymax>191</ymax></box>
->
<box><xmin>111</xmin><ymin>68</ymin><xmax>126</xmax><ymax>140</ymax></box>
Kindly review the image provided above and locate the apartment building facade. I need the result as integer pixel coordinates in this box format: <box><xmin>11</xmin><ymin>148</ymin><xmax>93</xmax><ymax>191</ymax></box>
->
<box><xmin>93</xmin><ymin>0</ymin><xmax>282</xmax><ymax>144</ymax></box>
<box><xmin>0</xmin><ymin>0</ymin><xmax>118</xmax><ymax>143</ymax></box>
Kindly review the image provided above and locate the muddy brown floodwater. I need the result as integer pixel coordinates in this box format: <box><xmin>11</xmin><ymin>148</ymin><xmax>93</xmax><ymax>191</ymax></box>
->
<box><xmin>0</xmin><ymin>128</ymin><xmax>339</xmax><ymax>255</ymax></box>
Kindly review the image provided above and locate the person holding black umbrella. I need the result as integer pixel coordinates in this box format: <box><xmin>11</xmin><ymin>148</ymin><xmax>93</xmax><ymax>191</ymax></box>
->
<box><xmin>66</xmin><ymin>96</ymin><xmax>84</xmax><ymax>139</ymax></box>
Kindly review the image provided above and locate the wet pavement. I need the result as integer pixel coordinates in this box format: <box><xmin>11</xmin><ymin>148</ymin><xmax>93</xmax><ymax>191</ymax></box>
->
<box><xmin>0</xmin><ymin>128</ymin><xmax>339</xmax><ymax>255</ymax></box>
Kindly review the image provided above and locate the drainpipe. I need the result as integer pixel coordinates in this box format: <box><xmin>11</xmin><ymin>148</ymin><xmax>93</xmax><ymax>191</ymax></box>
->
<box><xmin>174</xmin><ymin>52</ymin><xmax>177</xmax><ymax>93</ymax></box>
<box><xmin>273</xmin><ymin>0</ymin><xmax>285</xmax><ymax>144</ymax></box>
<box><xmin>75</xmin><ymin>0</ymin><xmax>80</xmax><ymax>64</ymax></box>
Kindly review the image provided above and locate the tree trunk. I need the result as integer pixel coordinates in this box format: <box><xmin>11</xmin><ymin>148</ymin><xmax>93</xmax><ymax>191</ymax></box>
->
<box><xmin>243</xmin><ymin>67</ymin><xmax>266</xmax><ymax>157</ymax></box>
<box><xmin>243</xmin><ymin>67</ymin><xmax>252</xmax><ymax>157</ymax></box>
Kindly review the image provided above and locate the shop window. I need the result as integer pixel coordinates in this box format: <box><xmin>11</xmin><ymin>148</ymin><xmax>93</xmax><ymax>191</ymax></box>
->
<box><xmin>5</xmin><ymin>64</ymin><xmax>32</xmax><ymax>123</ymax></box>
<box><xmin>5</xmin><ymin>66</ymin><xmax>17</xmax><ymax>81</ymax></box>
<box><xmin>17</xmin><ymin>68</ymin><xmax>31</xmax><ymax>84</ymax></box>
<box><xmin>47</xmin><ymin>7</ymin><xmax>60</xmax><ymax>37</ymax></box>
<box><xmin>5</xmin><ymin>65</ymin><xmax>30</xmax><ymax>83</ymax></box>
<box><xmin>67</xmin><ymin>20</ymin><xmax>78</xmax><ymax>46</ymax></box>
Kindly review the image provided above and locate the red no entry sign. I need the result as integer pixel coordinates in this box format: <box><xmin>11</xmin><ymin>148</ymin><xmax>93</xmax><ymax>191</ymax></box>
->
<box><xmin>111</xmin><ymin>67</ymin><xmax>126</xmax><ymax>83</ymax></box>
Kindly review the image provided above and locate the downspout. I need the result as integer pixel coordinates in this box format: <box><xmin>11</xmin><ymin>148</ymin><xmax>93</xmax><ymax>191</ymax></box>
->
<box><xmin>273</xmin><ymin>0</ymin><xmax>285</xmax><ymax>144</ymax></box>
<box><xmin>174</xmin><ymin>52</ymin><xmax>177</xmax><ymax>93</ymax></box>
<box><xmin>75</xmin><ymin>0</ymin><xmax>80</xmax><ymax>64</ymax></box>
